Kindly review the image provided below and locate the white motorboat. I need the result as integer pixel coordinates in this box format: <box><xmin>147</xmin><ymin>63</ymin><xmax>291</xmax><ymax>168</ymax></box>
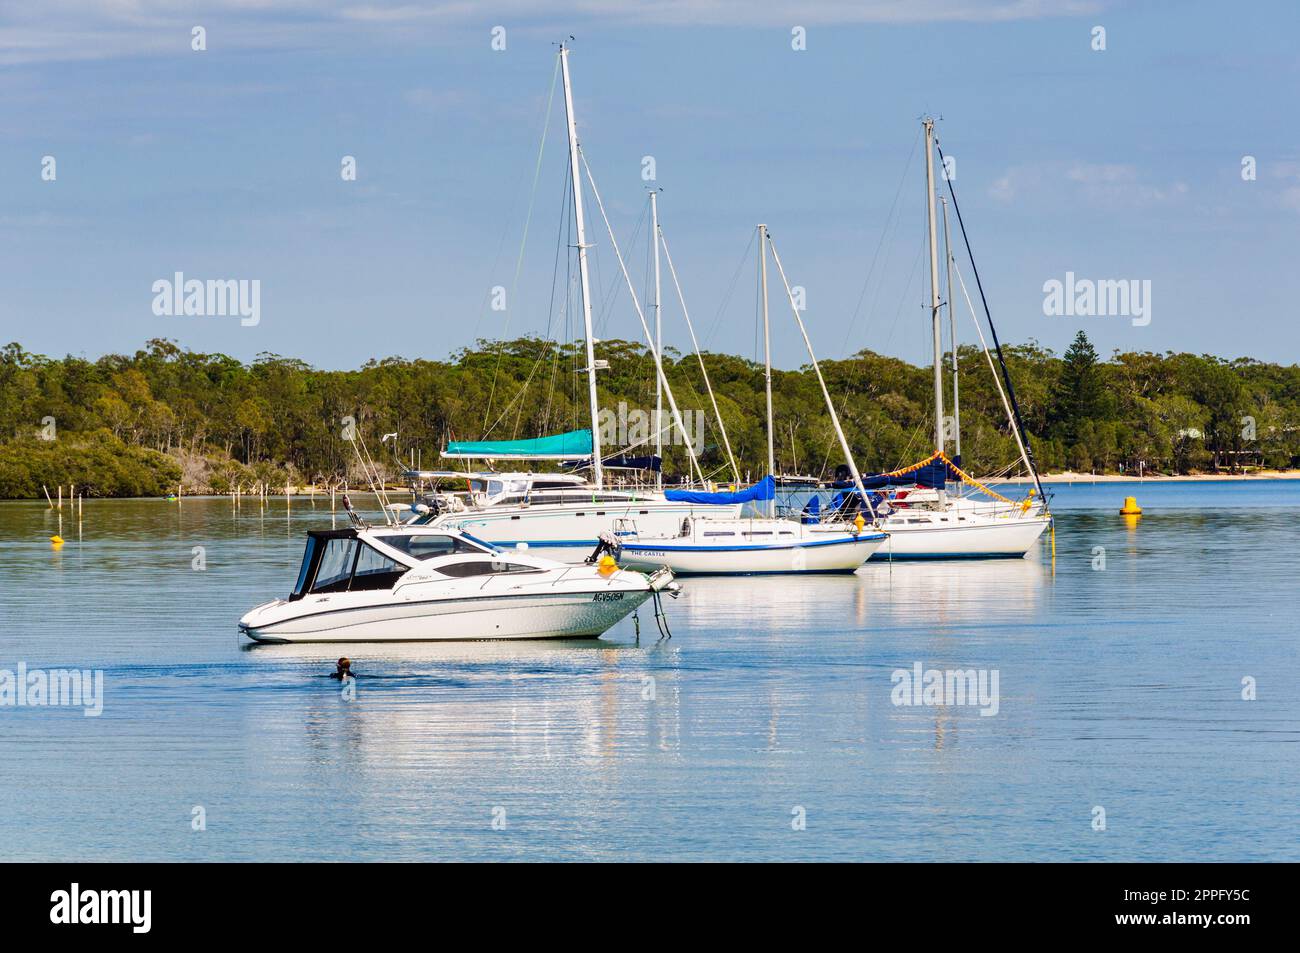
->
<box><xmin>238</xmin><ymin>525</ymin><xmax>677</xmax><ymax>643</ymax></box>
<box><xmin>614</xmin><ymin>516</ymin><xmax>887</xmax><ymax>575</ymax></box>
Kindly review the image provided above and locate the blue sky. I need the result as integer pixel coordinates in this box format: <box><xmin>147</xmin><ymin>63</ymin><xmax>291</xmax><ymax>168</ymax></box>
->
<box><xmin>1</xmin><ymin>1</ymin><xmax>1298</xmax><ymax>369</ymax></box>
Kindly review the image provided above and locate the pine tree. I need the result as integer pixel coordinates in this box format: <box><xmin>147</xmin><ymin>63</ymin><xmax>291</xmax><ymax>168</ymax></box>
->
<box><xmin>1051</xmin><ymin>330</ymin><xmax>1106</xmax><ymax>446</ymax></box>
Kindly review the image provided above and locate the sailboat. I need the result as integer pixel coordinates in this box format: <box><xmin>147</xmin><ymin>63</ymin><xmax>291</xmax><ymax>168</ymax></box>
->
<box><xmin>409</xmin><ymin>45</ymin><xmax>749</xmax><ymax>549</ymax></box>
<box><xmin>614</xmin><ymin>225</ymin><xmax>887</xmax><ymax>575</ymax></box>
<box><xmin>840</xmin><ymin>118</ymin><xmax>1050</xmax><ymax>559</ymax></box>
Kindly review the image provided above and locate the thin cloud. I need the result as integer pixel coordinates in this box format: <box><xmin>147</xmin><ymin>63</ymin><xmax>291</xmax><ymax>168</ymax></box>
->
<box><xmin>0</xmin><ymin>1</ymin><xmax>1110</xmax><ymax>64</ymax></box>
<box><xmin>989</xmin><ymin>160</ymin><xmax>1189</xmax><ymax>208</ymax></box>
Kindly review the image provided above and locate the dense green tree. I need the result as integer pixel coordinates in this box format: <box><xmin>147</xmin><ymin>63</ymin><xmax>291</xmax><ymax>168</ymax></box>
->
<box><xmin>1050</xmin><ymin>330</ymin><xmax>1108</xmax><ymax>448</ymax></box>
<box><xmin>0</xmin><ymin>334</ymin><xmax>1296</xmax><ymax>498</ymax></box>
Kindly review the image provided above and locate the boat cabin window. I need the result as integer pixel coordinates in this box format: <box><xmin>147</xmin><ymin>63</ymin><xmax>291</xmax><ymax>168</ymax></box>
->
<box><xmin>351</xmin><ymin>545</ymin><xmax>407</xmax><ymax>591</ymax></box>
<box><xmin>377</xmin><ymin>534</ymin><xmax>484</xmax><ymax>560</ymax></box>
<box><xmin>469</xmin><ymin>479</ymin><xmax>505</xmax><ymax>497</ymax></box>
<box><xmin>313</xmin><ymin>537</ymin><xmax>358</xmax><ymax>592</ymax></box>
<box><xmin>532</xmin><ymin>478</ymin><xmax>582</xmax><ymax>490</ymax></box>
<box><xmin>291</xmin><ymin>534</ymin><xmax>407</xmax><ymax>599</ymax></box>
<box><xmin>436</xmin><ymin>560</ymin><xmax>543</xmax><ymax>578</ymax></box>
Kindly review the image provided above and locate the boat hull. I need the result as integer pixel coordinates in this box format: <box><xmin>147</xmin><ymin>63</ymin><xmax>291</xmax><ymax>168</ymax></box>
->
<box><xmin>240</xmin><ymin>588</ymin><xmax>653</xmax><ymax>643</ymax></box>
<box><xmin>618</xmin><ymin>533</ymin><xmax>887</xmax><ymax>575</ymax></box>
<box><xmin>431</xmin><ymin>500</ymin><xmax>742</xmax><ymax>548</ymax></box>
<box><xmin>868</xmin><ymin>515</ymin><xmax>1049</xmax><ymax>559</ymax></box>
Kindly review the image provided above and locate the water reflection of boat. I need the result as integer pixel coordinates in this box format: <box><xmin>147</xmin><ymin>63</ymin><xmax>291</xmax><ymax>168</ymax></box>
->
<box><xmin>856</xmin><ymin>555</ymin><xmax>1046</xmax><ymax>626</ymax></box>
<box><xmin>238</xmin><ymin>523</ymin><xmax>676</xmax><ymax>644</ymax></box>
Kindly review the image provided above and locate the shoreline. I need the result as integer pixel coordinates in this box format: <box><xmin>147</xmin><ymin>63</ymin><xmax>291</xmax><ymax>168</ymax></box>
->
<box><xmin>999</xmin><ymin>471</ymin><xmax>1300</xmax><ymax>484</ymax></box>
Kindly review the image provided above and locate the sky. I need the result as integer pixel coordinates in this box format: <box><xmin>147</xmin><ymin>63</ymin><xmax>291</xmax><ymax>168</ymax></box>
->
<box><xmin>1</xmin><ymin>0</ymin><xmax>1298</xmax><ymax>370</ymax></box>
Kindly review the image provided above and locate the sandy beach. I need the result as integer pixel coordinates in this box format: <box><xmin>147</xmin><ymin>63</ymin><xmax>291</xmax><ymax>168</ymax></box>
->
<box><xmin>1001</xmin><ymin>470</ymin><xmax>1300</xmax><ymax>484</ymax></box>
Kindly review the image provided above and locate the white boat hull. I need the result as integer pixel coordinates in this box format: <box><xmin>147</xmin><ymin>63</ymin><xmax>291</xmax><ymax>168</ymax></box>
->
<box><xmin>618</xmin><ymin>532</ymin><xmax>887</xmax><ymax>575</ymax></box>
<box><xmin>431</xmin><ymin>499</ymin><xmax>741</xmax><ymax>548</ymax></box>
<box><xmin>868</xmin><ymin>513</ymin><xmax>1049</xmax><ymax>559</ymax></box>
<box><xmin>240</xmin><ymin>587</ymin><xmax>653</xmax><ymax>643</ymax></box>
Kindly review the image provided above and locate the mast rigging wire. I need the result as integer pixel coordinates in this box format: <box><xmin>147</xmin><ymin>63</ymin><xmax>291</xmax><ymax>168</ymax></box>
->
<box><xmin>935</xmin><ymin>139</ymin><xmax>1047</xmax><ymax>505</ymax></box>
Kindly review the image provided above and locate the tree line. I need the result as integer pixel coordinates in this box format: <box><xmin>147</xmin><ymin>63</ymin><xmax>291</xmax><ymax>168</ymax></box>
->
<box><xmin>0</xmin><ymin>331</ymin><xmax>1295</xmax><ymax>499</ymax></box>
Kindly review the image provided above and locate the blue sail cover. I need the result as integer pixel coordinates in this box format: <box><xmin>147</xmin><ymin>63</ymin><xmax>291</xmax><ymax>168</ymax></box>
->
<box><xmin>562</xmin><ymin>453</ymin><xmax>662</xmax><ymax>472</ymax></box>
<box><xmin>833</xmin><ymin>460</ymin><xmax>957</xmax><ymax>491</ymax></box>
<box><xmin>443</xmin><ymin>429</ymin><xmax>593</xmax><ymax>459</ymax></box>
<box><xmin>664</xmin><ymin>475</ymin><xmax>775</xmax><ymax>504</ymax></box>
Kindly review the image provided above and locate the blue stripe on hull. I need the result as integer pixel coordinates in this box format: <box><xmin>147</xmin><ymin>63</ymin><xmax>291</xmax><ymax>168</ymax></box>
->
<box><xmin>619</xmin><ymin>534</ymin><xmax>885</xmax><ymax>554</ymax></box>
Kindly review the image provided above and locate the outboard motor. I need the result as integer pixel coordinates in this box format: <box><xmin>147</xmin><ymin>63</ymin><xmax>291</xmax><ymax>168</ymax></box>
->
<box><xmin>584</xmin><ymin>531</ymin><xmax>623</xmax><ymax>565</ymax></box>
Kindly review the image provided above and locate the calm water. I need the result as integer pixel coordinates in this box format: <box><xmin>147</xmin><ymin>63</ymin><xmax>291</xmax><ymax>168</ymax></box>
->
<box><xmin>1</xmin><ymin>481</ymin><xmax>1297</xmax><ymax>861</ymax></box>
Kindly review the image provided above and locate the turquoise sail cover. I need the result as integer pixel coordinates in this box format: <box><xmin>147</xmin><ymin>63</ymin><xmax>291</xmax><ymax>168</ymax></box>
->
<box><xmin>443</xmin><ymin>428</ymin><xmax>593</xmax><ymax>459</ymax></box>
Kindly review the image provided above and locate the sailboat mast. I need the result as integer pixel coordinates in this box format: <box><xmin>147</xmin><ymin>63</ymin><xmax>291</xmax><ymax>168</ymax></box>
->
<box><xmin>923</xmin><ymin>118</ymin><xmax>945</xmax><ymax>462</ymax></box>
<box><xmin>759</xmin><ymin>223</ymin><xmax>775</xmax><ymax>514</ymax></box>
<box><xmin>650</xmin><ymin>189</ymin><xmax>663</xmax><ymax>489</ymax></box>
<box><xmin>766</xmin><ymin>234</ymin><xmax>873</xmax><ymax>518</ymax></box>
<box><xmin>560</xmin><ymin>45</ymin><xmax>603</xmax><ymax>489</ymax></box>
<box><xmin>941</xmin><ymin>194</ymin><xmax>961</xmax><ymax>464</ymax></box>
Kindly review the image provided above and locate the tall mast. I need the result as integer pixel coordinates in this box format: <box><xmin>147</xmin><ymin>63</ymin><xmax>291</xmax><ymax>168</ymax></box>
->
<box><xmin>650</xmin><ymin>189</ymin><xmax>663</xmax><ymax>489</ymax></box>
<box><xmin>759</xmin><ymin>223</ymin><xmax>775</xmax><ymax>515</ymax></box>
<box><xmin>560</xmin><ymin>45</ymin><xmax>603</xmax><ymax>489</ymax></box>
<box><xmin>766</xmin><ymin>234</ymin><xmax>874</xmax><ymax>519</ymax></box>
<box><xmin>923</xmin><ymin>118</ymin><xmax>945</xmax><ymax>464</ymax></box>
<box><xmin>941</xmin><ymin>194</ymin><xmax>961</xmax><ymax>465</ymax></box>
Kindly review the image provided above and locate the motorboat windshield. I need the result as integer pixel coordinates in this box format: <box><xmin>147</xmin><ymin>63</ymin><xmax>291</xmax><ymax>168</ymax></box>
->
<box><xmin>290</xmin><ymin>530</ymin><xmax>413</xmax><ymax>600</ymax></box>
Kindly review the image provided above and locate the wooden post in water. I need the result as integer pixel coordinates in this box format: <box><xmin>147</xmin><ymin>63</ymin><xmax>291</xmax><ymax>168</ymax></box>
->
<box><xmin>43</xmin><ymin>485</ymin><xmax>54</xmax><ymax>509</ymax></box>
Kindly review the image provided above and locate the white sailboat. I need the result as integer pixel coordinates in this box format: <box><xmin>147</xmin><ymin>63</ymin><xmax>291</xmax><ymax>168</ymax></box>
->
<box><xmin>615</xmin><ymin>226</ymin><xmax>887</xmax><ymax>575</ymax></box>
<box><xmin>412</xmin><ymin>45</ymin><xmax>740</xmax><ymax>550</ymax></box>
<box><xmin>845</xmin><ymin>118</ymin><xmax>1050</xmax><ymax>559</ymax></box>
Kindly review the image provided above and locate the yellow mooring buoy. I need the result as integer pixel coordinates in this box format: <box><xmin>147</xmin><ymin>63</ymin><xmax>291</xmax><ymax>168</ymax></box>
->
<box><xmin>597</xmin><ymin>554</ymin><xmax>618</xmax><ymax>577</ymax></box>
<box><xmin>1119</xmin><ymin>496</ymin><xmax>1142</xmax><ymax>516</ymax></box>
<box><xmin>50</xmin><ymin>534</ymin><xmax>64</xmax><ymax>547</ymax></box>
